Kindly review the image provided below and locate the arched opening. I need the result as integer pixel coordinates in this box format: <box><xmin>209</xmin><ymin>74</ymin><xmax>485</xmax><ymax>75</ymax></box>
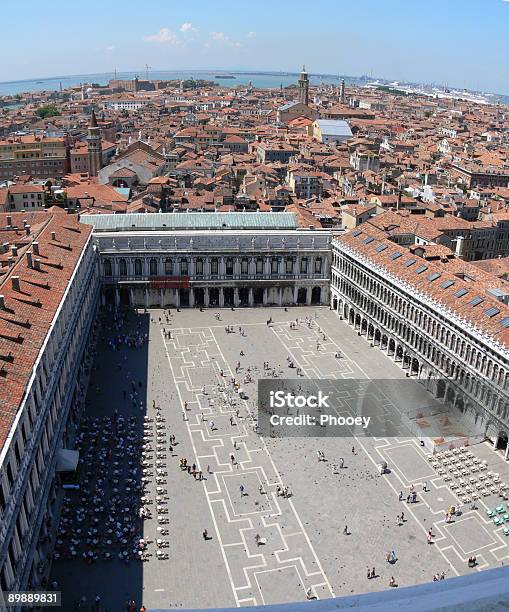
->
<box><xmin>311</xmin><ymin>286</ymin><xmax>321</xmax><ymax>304</ymax></box>
<box><xmin>119</xmin><ymin>258</ymin><xmax>127</xmax><ymax>277</ymax></box>
<box><xmin>332</xmin><ymin>297</ymin><xmax>338</xmax><ymax>310</ymax></box>
<box><xmin>224</xmin><ymin>288</ymin><xmax>234</xmax><ymax>306</ymax></box>
<box><xmin>436</xmin><ymin>379</ymin><xmax>446</xmax><ymax>399</ymax></box>
<box><xmin>194</xmin><ymin>288</ymin><xmax>204</xmax><ymax>307</ymax></box>
<box><xmin>297</xmin><ymin>288</ymin><xmax>307</xmax><ymax>305</ymax></box>
<box><xmin>134</xmin><ymin>259</ymin><xmax>142</xmax><ymax>276</ymax></box>
<box><xmin>497</xmin><ymin>431</ymin><xmax>508</xmax><ymax>452</ymax></box>
<box><xmin>104</xmin><ymin>287</ymin><xmax>115</xmax><ymax>307</ymax></box>
<box><xmin>119</xmin><ymin>287</ymin><xmax>130</xmax><ymax>307</ymax></box>
<box><xmin>254</xmin><ymin>288</ymin><xmax>264</xmax><ymax>305</ymax></box>
<box><xmin>209</xmin><ymin>288</ymin><xmax>219</xmax><ymax>306</ymax></box>
<box><xmin>103</xmin><ymin>259</ymin><xmax>112</xmax><ymax>277</ymax></box>
<box><xmin>411</xmin><ymin>358</ymin><xmax>420</xmax><ymax>376</ymax></box>
<box><xmin>149</xmin><ymin>258</ymin><xmax>158</xmax><ymax>276</ymax></box>
<box><xmin>239</xmin><ymin>288</ymin><xmax>249</xmax><ymax>306</ymax></box>
<box><xmin>179</xmin><ymin>288</ymin><xmax>190</xmax><ymax>307</ymax></box>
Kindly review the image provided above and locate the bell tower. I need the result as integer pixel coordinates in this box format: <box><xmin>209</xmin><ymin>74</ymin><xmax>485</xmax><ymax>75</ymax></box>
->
<box><xmin>87</xmin><ymin>110</ymin><xmax>102</xmax><ymax>177</ymax></box>
<box><xmin>298</xmin><ymin>66</ymin><xmax>309</xmax><ymax>106</ymax></box>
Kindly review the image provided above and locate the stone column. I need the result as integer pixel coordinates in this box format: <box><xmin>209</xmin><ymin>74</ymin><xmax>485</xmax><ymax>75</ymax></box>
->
<box><xmin>129</xmin><ymin>288</ymin><xmax>134</xmax><ymax>308</ymax></box>
<box><xmin>115</xmin><ymin>288</ymin><xmax>120</xmax><ymax>308</ymax></box>
<box><xmin>293</xmin><ymin>286</ymin><xmax>298</xmax><ymax>304</ymax></box>
<box><xmin>263</xmin><ymin>289</ymin><xmax>268</xmax><ymax>306</ymax></box>
<box><xmin>505</xmin><ymin>444</ymin><xmax>509</xmax><ymax>461</ymax></box>
<box><xmin>248</xmin><ymin>288</ymin><xmax>254</xmax><ymax>307</ymax></box>
<box><xmin>219</xmin><ymin>288</ymin><xmax>224</xmax><ymax>307</ymax></box>
<box><xmin>144</xmin><ymin>288</ymin><xmax>149</xmax><ymax>308</ymax></box>
<box><xmin>306</xmin><ymin>286</ymin><xmax>312</xmax><ymax>305</ymax></box>
<box><xmin>234</xmin><ymin>288</ymin><xmax>239</xmax><ymax>307</ymax></box>
<box><xmin>175</xmin><ymin>289</ymin><xmax>180</xmax><ymax>308</ymax></box>
<box><xmin>160</xmin><ymin>289</ymin><xmax>164</xmax><ymax>308</ymax></box>
<box><xmin>278</xmin><ymin>288</ymin><xmax>283</xmax><ymax>306</ymax></box>
<box><xmin>189</xmin><ymin>288</ymin><xmax>195</xmax><ymax>308</ymax></box>
<box><xmin>204</xmin><ymin>287</ymin><xmax>210</xmax><ymax>307</ymax></box>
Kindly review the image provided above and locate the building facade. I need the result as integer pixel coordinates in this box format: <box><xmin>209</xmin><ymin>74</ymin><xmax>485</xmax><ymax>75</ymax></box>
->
<box><xmin>79</xmin><ymin>213</ymin><xmax>331</xmax><ymax>309</ymax></box>
<box><xmin>0</xmin><ymin>213</ymin><xmax>100</xmax><ymax>598</ymax></box>
<box><xmin>0</xmin><ymin>135</ymin><xmax>69</xmax><ymax>180</ymax></box>
<box><xmin>330</xmin><ymin>227</ymin><xmax>509</xmax><ymax>451</ymax></box>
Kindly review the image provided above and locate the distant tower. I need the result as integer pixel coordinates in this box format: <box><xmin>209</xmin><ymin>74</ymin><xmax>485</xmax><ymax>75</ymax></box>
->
<box><xmin>340</xmin><ymin>79</ymin><xmax>346</xmax><ymax>104</ymax></box>
<box><xmin>298</xmin><ymin>66</ymin><xmax>309</xmax><ymax>106</ymax></box>
<box><xmin>81</xmin><ymin>83</ymin><xmax>86</xmax><ymax>101</ymax></box>
<box><xmin>87</xmin><ymin>110</ymin><xmax>102</xmax><ymax>177</ymax></box>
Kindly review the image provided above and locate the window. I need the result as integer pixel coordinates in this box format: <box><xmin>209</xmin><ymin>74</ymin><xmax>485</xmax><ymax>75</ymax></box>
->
<box><xmin>103</xmin><ymin>259</ymin><xmax>112</xmax><ymax>276</ymax></box>
<box><xmin>352</xmin><ymin>229</ymin><xmax>362</xmax><ymax>237</ymax></box>
<box><xmin>454</xmin><ymin>288</ymin><xmax>468</xmax><ymax>298</ymax></box>
<box><xmin>241</xmin><ymin>258</ymin><xmax>248</xmax><ymax>274</ymax></box>
<box><xmin>271</xmin><ymin>258</ymin><xmax>279</xmax><ymax>274</ymax></box>
<box><xmin>286</xmin><ymin>258</ymin><xmax>293</xmax><ymax>274</ymax></box>
<box><xmin>149</xmin><ymin>258</ymin><xmax>157</xmax><ymax>276</ymax></box>
<box><xmin>134</xmin><ymin>259</ymin><xmax>142</xmax><ymax>276</ymax></box>
<box><xmin>300</xmin><ymin>258</ymin><xmax>308</xmax><ymax>273</ymax></box>
<box><xmin>256</xmin><ymin>258</ymin><xmax>264</xmax><ymax>274</ymax></box>
<box><xmin>210</xmin><ymin>258</ymin><xmax>218</xmax><ymax>275</ymax></box>
<box><xmin>404</xmin><ymin>258</ymin><xmax>416</xmax><ymax>267</ymax></box>
<box><xmin>180</xmin><ymin>258</ymin><xmax>188</xmax><ymax>275</ymax></box>
<box><xmin>389</xmin><ymin>252</ymin><xmax>402</xmax><ymax>260</ymax></box>
<box><xmin>500</xmin><ymin>316</ymin><xmax>509</xmax><ymax>328</ymax></box>
<box><xmin>164</xmin><ymin>258</ymin><xmax>173</xmax><ymax>275</ymax></box>
<box><xmin>376</xmin><ymin>244</ymin><xmax>388</xmax><ymax>253</ymax></box>
<box><xmin>196</xmin><ymin>258</ymin><xmax>203</xmax><ymax>276</ymax></box>
<box><xmin>485</xmin><ymin>306</ymin><xmax>500</xmax><ymax>317</ymax></box>
<box><xmin>440</xmin><ymin>280</ymin><xmax>454</xmax><ymax>289</ymax></box>
<box><xmin>428</xmin><ymin>272</ymin><xmax>441</xmax><ymax>282</ymax></box>
<box><xmin>469</xmin><ymin>296</ymin><xmax>484</xmax><ymax>306</ymax></box>
<box><xmin>226</xmin><ymin>258</ymin><xmax>234</xmax><ymax>276</ymax></box>
<box><xmin>363</xmin><ymin>236</ymin><xmax>374</xmax><ymax>244</ymax></box>
<box><xmin>415</xmin><ymin>264</ymin><xmax>428</xmax><ymax>274</ymax></box>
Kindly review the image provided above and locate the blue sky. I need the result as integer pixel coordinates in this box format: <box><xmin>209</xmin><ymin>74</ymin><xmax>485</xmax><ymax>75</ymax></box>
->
<box><xmin>2</xmin><ymin>0</ymin><xmax>509</xmax><ymax>93</ymax></box>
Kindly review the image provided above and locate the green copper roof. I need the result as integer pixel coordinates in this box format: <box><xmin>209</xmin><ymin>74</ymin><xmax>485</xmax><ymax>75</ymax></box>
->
<box><xmin>80</xmin><ymin>212</ymin><xmax>299</xmax><ymax>231</ymax></box>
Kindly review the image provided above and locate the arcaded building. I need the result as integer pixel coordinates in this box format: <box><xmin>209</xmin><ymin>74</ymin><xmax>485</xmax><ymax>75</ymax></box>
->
<box><xmin>331</xmin><ymin>223</ymin><xmax>509</xmax><ymax>451</ymax></box>
<box><xmin>82</xmin><ymin>212</ymin><xmax>332</xmax><ymax>309</ymax></box>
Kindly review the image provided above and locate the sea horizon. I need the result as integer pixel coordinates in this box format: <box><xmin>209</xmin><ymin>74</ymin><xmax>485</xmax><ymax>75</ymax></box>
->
<box><xmin>0</xmin><ymin>69</ymin><xmax>507</xmax><ymax>104</ymax></box>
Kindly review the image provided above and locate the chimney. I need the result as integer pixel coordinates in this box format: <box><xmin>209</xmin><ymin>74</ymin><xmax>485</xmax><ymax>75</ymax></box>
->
<box><xmin>11</xmin><ymin>276</ymin><xmax>20</xmax><ymax>292</ymax></box>
<box><xmin>11</xmin><ymin>246</ymin><xmax>18</xmax><ymax>257</ymax></box>
<box><xmin>34</xmin><ymin>258</ymin><xmax>41</xmax><ymax>271</ymax></box>
<box><xmin>23</xmin><ymin>219</ymin><xmax>27</xmax><ymax>227</ymax></box>
<box><xmin>26</xmin><ymin>252</ymin><xmax>33</xmax><ymax>268</ymax></box>
<box><xmin>6</xmin><ymin>215</ymin><xmax>12</xmax><ymax>226</ymax></box>
<box><xmin>0</xmin><ymin>295</ymin><xmax>4</xmax><ymax>310</ymax></box>
<box><xmin>33</xmin><ymin>242</ymin><xmax>40</xmax><ymax>256</ymax></box>
<box><xmin>51</xmin><ymin>231</ymin><xmax>56</xmax><ymax>241</ymax></box>
<box><xmin>25</xmin><ymin>225</ymin><xmax>31</xmax><ymax>236</ymax></box>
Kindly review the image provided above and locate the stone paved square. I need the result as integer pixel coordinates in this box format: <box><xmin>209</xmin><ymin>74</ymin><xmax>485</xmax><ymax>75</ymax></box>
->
<box><xmin>445</xmin><ymin>517</ymin><xmax>496</xmax><ymax>555</ymax></box>
<box><xmin>50</xmin><ymin>306</ymin><xmax>509</xmax><ymax>610</ymax></box>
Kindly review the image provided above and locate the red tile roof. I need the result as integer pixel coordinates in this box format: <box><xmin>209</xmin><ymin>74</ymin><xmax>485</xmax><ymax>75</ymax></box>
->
<box><xmin>0</xmin><ymin>212</ymin><xmax>92</xmax><ymax>452</ymax></box>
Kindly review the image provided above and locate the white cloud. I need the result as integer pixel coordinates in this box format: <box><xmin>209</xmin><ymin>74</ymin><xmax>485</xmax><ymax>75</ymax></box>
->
<box><xmin>211</xmin><ymin>31</ymin><xmax>227</xmax><ymax>42</ymax></box>
<box><xmin>144</xmin><ymin>28</ymin><xmax>178</xmax><ymax>44</ymax></box>
<box><xmin>247</xmin><ymin>31</ymin><xmax>256</xmax><ymax>38</ymax></box>
<box><xmin>210</xmin><ymin>31</ymin><xmax>241</xmax><ymax>47</ymax></box>
<box><xmin>180</xmin><ymin>22</ymin><xmax>197</xmax><ymax>33</ymax></box>
<box><xmin>105</xmin><ymin>45</ymin><xmax>115</xmax><ymax>53</ymax></box>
